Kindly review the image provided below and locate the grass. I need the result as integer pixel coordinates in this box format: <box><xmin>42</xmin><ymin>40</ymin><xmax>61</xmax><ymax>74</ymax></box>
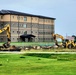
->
<box><xmin>0</xmin><ymin>42</ymin><xmax>54</xmax><ymax>46</ymax></box>
<box><xmin>0</xmin><ymin>53</ymin><xmax>76</xmax><ymax>75</ymax></box>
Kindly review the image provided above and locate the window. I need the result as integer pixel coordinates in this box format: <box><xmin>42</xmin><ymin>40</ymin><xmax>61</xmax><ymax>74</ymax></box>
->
<box><xmin>21</xmin><ymin>24</ymin><xmax>23</xmax><ymax>27</ymax></box>
<box><xmin>12</xmin><ymin>15</ymin><xmax>14</xmax><ymax>19</ymax></box>
<box><xmin>19</xmin><ymin>24</ymin><xmax>23</xmax><ymax>27</ymax></box>
<box><xmin>35</xmin><ymin>32</ymin><xmax>37</xmax><ymax>33</ymax></box>
<box><xmin>1</xmin><ymin>38</ymin><xmax>3</xmax><ymax>40</ymax></box>
<box><xmin>21</xmin><ymin>16</ymin><xmax>23</xmax><ymax>20</ymax></box>
<box><xmin>1</xmin><ymin>23</ymin><xmax>4</xmax><ymax>28</ymax></box>
<box><xmin>17</xmin><ymin>31</ymin><xmax>20</xmax><ymax>34</ymax></box>
<box><xmin>17</xmin><ymin>16</ymin><xmax>20</xmax><ymax>20</ymax></box>
<box><xmin>39</xmin><ymin>19</ymin><xmax>43</xmax><ymax>22</ymax></box>
<box><xmin>24</xmin><ymin>31</ymin><xmax>27</xmax><ymax>34</ymax></box>
<box><xmin>19</xmin><ymin>24</ymin><xmax>21</xmax><ymax>27</ymax></box>
<box><xmin>35</xmin><ymin>17</ymin><xmax>37</xmax><ymax>20</ymax></box>
<box><xmin>1</xmin><ymin>15</ymin><xmax>3</xmax><ymax>19</ymax></box>
<box><xmin>24</xmin><ymin>16</ymin><xmax>27</xmax><ymax>21</ymax></box>
<box><xmin>12</xmin><ymin>23</ymin><xmax>15</xmax><ymax>27</ymax></box>
<box><xmin>32</xmin><ymin>17</ymin><xmax>33</xmax><ymax>20</ymax></box>
<box><xmin>39</xmin><ymin>24</ymin><xmax>42</xmax><ymax>29</ymax></box>
<box><xmin>51</xmin><ymin>20</ymin><xmax>54</xmax><ymax>23</ymax></box>
<box><xmin>17</xmin><ymin>38</ymin><xmax>19</xmax><ymax>40</ymax></box>
<box><xmin>46</xmin><ymin>19</ymin><xmax>47</xmax><ymax>22</ymax></box>
<box><xmin>21</xmin><ymin>31</ymin><xmax>23</xmax><ymax>34</ymax></box>
<box><xmin>23</xmin><ymin>24</ymin><xmax>27</xmax><ymax>28</ymax></box>
<box><xmin>13</xmin><ymin>31</ymin><xmax>14</xmax><ymax>33</ymax></box>
<box><xmin>48</xmin><ymin>20</ymin><xmax>50</xmax><ymax>23</ymax></box>
<box><xmin>51</xmin><ymin>26</ymin><xmax>54</xmax><ymax>29</ymax></box>
<box><xmin>31</xmin><ymin>31</ymin><xmax>33</xmax><ymax>33</ymax></box>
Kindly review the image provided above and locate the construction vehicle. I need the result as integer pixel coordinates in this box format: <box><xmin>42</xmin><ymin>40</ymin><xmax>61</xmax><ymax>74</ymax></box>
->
<box><xmin>0</xmin><ymin>24</ymin><xmax>11</xmax><ymax>41</ymax></box>
<box><xmin>52</xmin><ymin>33</ymin><xmax>76</xmax><ymax>49</ymax></box>
<box><xmin>0</xmin><ymin>24</ymin><xmax>21</xmax><ymax>51</ymax></box>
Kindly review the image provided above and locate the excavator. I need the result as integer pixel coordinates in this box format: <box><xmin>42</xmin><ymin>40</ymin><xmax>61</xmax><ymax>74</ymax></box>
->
<box><xmin>0</xmin><ymin>24</ymin><xmax>21</xmax><ymax>51</ymax></box>
<box><xmin>0</xmin><ymin>24</ymin><xmax>11</xmax><ymax>41</ymax></box>
<box><xmin>52</xmin><ymin>33</ymin><xmax>76</xmax><ymax>49</ymax></box>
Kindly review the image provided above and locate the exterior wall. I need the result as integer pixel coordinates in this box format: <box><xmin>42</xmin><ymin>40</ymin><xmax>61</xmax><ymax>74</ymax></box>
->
<box><xmin>0</xmin><ymin>15</ymin><xmax>10</xmax><ymax>22</ymax></box>
<box><xmin>0</xmin><ymin>14</ymin><xmax>55</xmax><ymax>42</ymax></box>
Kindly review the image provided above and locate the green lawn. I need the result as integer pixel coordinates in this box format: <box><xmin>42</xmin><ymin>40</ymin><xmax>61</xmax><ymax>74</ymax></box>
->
<box><xmin>0</xmin><ymin>53</ymin><xmax>76</xmax><ymax>75</ymax></box>
<box><xmin>0</xmin><ymin>42</ymin><xmax>54</xmax><ymax>46</ymax></box>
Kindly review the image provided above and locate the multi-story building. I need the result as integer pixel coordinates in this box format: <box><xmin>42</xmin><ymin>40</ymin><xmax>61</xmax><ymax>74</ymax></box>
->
<box><xmin>0</xmin><ymin>10</ymin><xmax>55</xmax><ymax>42</ymax></box>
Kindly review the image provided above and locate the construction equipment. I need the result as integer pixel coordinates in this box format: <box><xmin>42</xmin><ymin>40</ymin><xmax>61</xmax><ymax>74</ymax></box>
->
<box><xmin>0</xmin><ymin>24</ymin><xmax>21</xmax><ymax>51</ymax></box>
<box><xmin>52</xmin><ymin>33</ymin><xmax>76</xmax><ymax>49</ymax></box>
<box><xmin>0</xmin><ymin>24</ymin><xmax>11</xmax><ymax>41</ymax></box>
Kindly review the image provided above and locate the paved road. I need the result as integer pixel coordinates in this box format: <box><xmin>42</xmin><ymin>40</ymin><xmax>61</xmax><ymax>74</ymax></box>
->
<box><xmin>0</xmin><ymin>51</ymin><xmax>76</xmax><ymax>54</ymax></box>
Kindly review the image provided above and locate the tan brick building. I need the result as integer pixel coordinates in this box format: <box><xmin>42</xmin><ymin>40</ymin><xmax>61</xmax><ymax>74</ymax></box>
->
<box><xmin>0</xmin><ymin>10</ymin><xmax>55</xmax><ymax>42</ymax></box>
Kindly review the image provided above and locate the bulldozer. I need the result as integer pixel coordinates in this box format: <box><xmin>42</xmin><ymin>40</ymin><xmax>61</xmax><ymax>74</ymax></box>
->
<box><xmin>0</xmin><ymin>24</ymin><xmax>21</xmax><ymax>51</ymax></box>
<box><xmin>52</xmin><ymin>33</ymin><xmax>76</xmax><ymax>49</ymax></box>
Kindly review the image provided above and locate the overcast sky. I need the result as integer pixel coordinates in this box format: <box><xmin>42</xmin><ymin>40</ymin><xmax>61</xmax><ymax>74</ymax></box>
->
<box><xmin>0</xmin><ymin>0</ymin><xmax>76</xmax><ymax>37</ymax></box>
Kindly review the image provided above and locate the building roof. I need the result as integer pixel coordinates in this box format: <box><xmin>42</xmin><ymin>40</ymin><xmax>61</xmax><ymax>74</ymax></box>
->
<box><xmin>0</xmin><ymin>10</ymin><xmax>56</xmax><ymax>20</ymax></box>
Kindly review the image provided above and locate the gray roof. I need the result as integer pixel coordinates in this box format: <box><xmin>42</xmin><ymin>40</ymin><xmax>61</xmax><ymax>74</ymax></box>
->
<box><xmin>0</xmin><ymin>10</ymin><xmax>56</xmax><ymax>20</ymax></box>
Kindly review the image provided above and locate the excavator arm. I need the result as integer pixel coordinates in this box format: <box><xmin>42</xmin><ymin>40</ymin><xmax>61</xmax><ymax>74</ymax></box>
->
<box><xmin>52</xmin><ymin>34</ymin><xmax>64</xmax><ymax>40</ymax></box>
<box><xmin>0</xmin><ymin>24</ymin><xmax>11</xmax><ymax>41</ymax></box>
<box><xmin>52</xmin><ymin>33</ymin><xmax>65</xmax><ymax>47</ymax></box>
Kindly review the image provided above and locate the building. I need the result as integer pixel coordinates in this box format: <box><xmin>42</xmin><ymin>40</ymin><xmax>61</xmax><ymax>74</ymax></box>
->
<box><xmin>0</xmin><ymin>10</ymin><xmax>55</xmax><ymax>42</ymax></box>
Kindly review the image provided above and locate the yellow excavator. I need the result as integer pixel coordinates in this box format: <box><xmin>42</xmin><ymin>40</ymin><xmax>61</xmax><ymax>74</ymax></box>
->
<box><xmin>52</xmin><ymin>33</ymin><xmax>76</xmax><ymax>49</ymax></box>
<box><xmin>0</xmin><ymin>24</ymin><xmax>11</xmax><ymax>41</ymax></box>
<box><xmin>0</xmin><ymin>24</ymin><xmax>21</xmax><ymax>51</ymax></box>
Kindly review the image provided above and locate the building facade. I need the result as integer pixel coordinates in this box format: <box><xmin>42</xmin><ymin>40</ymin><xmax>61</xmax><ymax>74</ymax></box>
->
<box><xmin>0</xmin><ymin>10</ymin><xmax>55</xmax><ymax>42</ymax></box>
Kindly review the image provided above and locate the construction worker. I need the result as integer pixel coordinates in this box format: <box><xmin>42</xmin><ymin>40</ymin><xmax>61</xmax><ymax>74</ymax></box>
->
<box><xmin>3</xmin><ymin>41</ymin><xmax>11</xmax><ymax>48</ymax></box>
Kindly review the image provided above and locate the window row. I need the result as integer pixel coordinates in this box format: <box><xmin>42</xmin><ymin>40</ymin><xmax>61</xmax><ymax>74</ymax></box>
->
<box><xmin>38</xmin><ymin>32</ymin><xmax>52</xmax><ymax>35</ymax></box>
<box><xmin>31</xmin><ymin>17</ymin><xmax>54</xmax><ymax>23</ymax></box>
<box><xmin>0</xmin><ymin>15</ymin><xmax>54</xmax><ymax>23</ymax></box>
<box><xmin>11</xmin><ymin>31</ymin><xmax>27</xmax><ymax>34</ymax></box>
<box><xmin>0</xmin><ymin>38</ymin><xmax>20</xmax><ymax>41</ymax></box>
<box><xmin>0</xmin><ymin>15</ymin><xmax>27</xmax><ymax>21</ymax></box>
<box><xmin>38</xmin><ymin>38</ymin><xmax>52</xmax><ymax>40</ymax></box>
<box><xmin>11</xmin><ymin>23</ymin><xmax>54</xmax><ymax>29</ymax></box>
<box><xmin>16</xmin><ymin>16</ymin><xmax>27</xmax><ymax>21</ymax></box>
<box><xmin>11</xmin><ymin>23</ymin><xmax>27</xmax><ymax>28</ymax></box>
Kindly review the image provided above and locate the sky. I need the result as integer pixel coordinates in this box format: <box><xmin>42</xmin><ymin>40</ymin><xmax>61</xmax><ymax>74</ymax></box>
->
<box><xmin>0</xmin><ymin>0</ymin><xmax>76</xmax><ymax>37</ymax></box>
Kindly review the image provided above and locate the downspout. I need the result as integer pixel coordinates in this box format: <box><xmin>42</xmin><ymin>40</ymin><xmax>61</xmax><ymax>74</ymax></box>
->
<box><xmin>31</xmin><ymin>16</ymin><xmax>32</xmax><ymax>34</ymax></box>
<box><xmin>38</xmin><ymin>17</ymin><xmax>39</xmax><ymax>42</ymax></box>
<box><xmin>10</xmin><ymin>14</ymin><xmax>11</xmax><ymax>41</ymax></box>
<box><xmin>43</xmin><ymin>18</ymin><xmax>45</xmax><ymax>42</ymax></box>
<box><xmin>18</xmin><ymin>15</ymin><xmax>19</xmax><ymax>42</ymax></box>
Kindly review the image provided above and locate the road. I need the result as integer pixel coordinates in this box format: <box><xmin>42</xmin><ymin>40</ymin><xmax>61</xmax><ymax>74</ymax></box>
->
<box><xmin>0</xmin><ymin>51</ymin><xmax>76</xmax><ymax>54</ymax></box>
